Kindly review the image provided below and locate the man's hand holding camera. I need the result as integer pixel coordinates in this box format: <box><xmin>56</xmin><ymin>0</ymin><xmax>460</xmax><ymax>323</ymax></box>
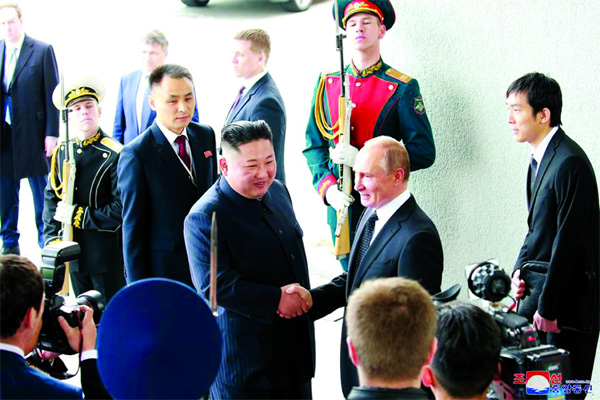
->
<box><xmin>58</xmin><ymin>305</ymin><xmax>97</xmax><ymax>353</ymax></box>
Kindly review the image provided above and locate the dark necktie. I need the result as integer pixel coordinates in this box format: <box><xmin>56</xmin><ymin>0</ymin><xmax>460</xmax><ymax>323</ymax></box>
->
<box><xmin>529</xmin><ymin>156</ymin><xmax>538</xmax><ymax>197</ymax></box>
<box><xmin>175</xmin><ymin>135</ymin><xmax>191</xmax><ymax>170</ymax></box>
<box><xmin>350</xmin><ymin>212</ymin><xmax>378</xmax><ymax>284</ymax></box>
<box><xmin>229</xmin><ymin>86</ymin><xmax>245</xmax><ymax>116</ymax></box>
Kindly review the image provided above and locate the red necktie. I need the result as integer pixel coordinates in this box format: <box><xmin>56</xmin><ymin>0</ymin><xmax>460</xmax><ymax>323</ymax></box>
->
<box><xmin>175</xmin><ymin>135</ymin><xmax>191</xmax><ymax>170</ymax></box>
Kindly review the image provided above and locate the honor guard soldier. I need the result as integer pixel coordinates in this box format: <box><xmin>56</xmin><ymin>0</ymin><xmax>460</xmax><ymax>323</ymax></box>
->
<box><xmin>304</xmin><ymin>0</ymin><xmax>435</xmax><ymax>270</ymax></box>
<box><xmin>42</xmin><ymin>76</ymin><xmax>125</xmax><ymax>305</ymax></box>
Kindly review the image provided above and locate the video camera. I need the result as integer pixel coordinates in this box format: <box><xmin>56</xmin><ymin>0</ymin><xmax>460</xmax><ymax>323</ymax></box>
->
<box><xmin>466</xmin><ymin>260</ymin><xmax>570</xmax><ymax>399</ymax></box>
<box><xmin>37</xmin><ymin>241</ymin><xmax>104</xmax><ymax>355</ymax></box>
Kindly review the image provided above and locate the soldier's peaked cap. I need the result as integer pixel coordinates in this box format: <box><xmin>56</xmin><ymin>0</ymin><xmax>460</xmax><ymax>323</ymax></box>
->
<box><xmin>334</xmin><ymin>0</ymin><xmax>396</xmax><ymax>31</ymax></box>
<box><xmin>52</xmin><ymin>75</ymin><xmax>105</xmax><ymax>110</ymax></box>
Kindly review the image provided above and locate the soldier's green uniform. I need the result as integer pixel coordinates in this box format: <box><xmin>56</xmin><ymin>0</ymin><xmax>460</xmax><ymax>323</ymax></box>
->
<box><xmin>303</xmin><ymin>58</ymin><xmax>435</xmax><ymax>270</ymax></box>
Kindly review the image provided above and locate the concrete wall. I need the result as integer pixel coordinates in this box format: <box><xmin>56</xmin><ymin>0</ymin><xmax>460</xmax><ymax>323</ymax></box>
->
<box><xmin>384</xmin><ymin>0</ymin><xmax>600</xmax><ymax>293</ymax></box>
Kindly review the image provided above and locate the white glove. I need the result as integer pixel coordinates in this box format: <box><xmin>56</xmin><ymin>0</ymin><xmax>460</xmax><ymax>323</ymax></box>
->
<box><xmin>54</xmin><ymin>201</ymin><xmax>76</xmax><ymax>224</ymax></box>
<box><xmin>329</xmin><ymin>143</ymin><xmax>358</xmax><ymax>168</ymax></box>
<box><xmin>325</xmin><ymin>186</ymin><xmax>354</xmax><ymax>212</ymax></box>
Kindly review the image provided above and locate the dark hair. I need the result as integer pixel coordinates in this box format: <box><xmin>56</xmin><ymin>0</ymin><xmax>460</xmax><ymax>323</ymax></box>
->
<box><xmin>149</xmin><ymin>64</ymin><xmax>193</xmax><ymax>90</ymax></box>
<box><xmin>506</xmin><ymin>72</ymin><xmax>562</xmax><ymax>127</ymax></box>
<box><xmin>221</xmin><ymin>120</ymin><xmax>273</xmax><ymax>153</ymax></box>
<box><xmin>0</xmin><ymin>255</ymin><xmax>44</xmax><ymax>338</ymax></box>
<box><xmin>431</xmin><ymin>301</ymin><xmax>501</xmax><ymax>397</ymax></box>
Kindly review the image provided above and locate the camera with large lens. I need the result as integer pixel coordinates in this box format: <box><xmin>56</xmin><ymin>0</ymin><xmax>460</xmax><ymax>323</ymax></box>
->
<box><xmin>466</xmin><ymin>260</ymin><xmax>570</xmax><ymax>399</ymax></box>
<box><xmin>37</xmin><ymin>241</ymin><xmax>104</xmax><ymax>355</ymax></box>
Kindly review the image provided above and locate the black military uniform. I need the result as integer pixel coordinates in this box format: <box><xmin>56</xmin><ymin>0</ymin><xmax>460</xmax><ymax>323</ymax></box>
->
<box><xmin>43</xmin><ymin>129</ymin><xmax>125</xmax><ymax>304</ymax></box>
<box><xmin>43</xmin><ymin>76</ymin><xmax>125</xmax><ymax>304</ymax></box>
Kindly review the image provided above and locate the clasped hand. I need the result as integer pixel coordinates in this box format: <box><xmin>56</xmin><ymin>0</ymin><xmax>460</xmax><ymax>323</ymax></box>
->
<box><xmin>277</xmin><ymin>283</ymin><xmax>312</xmax><ymax>319</ymax></box>
<box><xmin>53</xmin><ymin>201</ymin><xmax>75</xmax><ymax>224</ymax></box>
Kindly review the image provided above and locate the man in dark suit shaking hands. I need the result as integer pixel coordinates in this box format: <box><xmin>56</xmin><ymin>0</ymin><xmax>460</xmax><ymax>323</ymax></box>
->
<box><xmin>226</xmin><ymin>29</ymin><xmax>286</xmax><ymax>183</ymax></box>
<box><xmin>509</xmin><ymin>73</ymin><xmax>599</xmax><ymax>384</ymax></box>
<box><xmin>118</xmin><ymin>64</ymin><xmax>217</xmax><ymax>288</ymax></box>
<box><xmin>0</xmin><ymin>2</ymin><xmax>59</xmax><ymax>254</ymax></box>
<box><xmin>289</xmin><ymin>136</ymin><xmax>443</xmax><ymax>397</ymax></box>
<box><xmin>185</xmin><ymin>121</ymin><xmax>314</xmax><ymax>399</ymax></box>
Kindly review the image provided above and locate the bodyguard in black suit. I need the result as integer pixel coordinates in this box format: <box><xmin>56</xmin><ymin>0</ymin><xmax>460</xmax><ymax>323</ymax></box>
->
<box><xmin>508</xmin><ymin>73</ymin><xmax>599</xmax><ymax>384</ymax></box>
<box><xmin>295</xmin><ymin>136</ymin><xmax>443</xmax><ymax>397</ymax></box>
<box><xmin>185</xmin><ymin>121</ymin><xmax>314</xmax><ymax>399</ymax></box>
<box><xmin>118</xmin><ymin>64</ymin><xmax>217</xmax><ymax>288</ymax></box>
<box><xmin>0</xmin><ymin>255</ymin><xmax>110</xmax><ymax>400</ymax></box>
<box><xmin>1</xmin><ymin>3</ymin><xmax>59</xmax><ymax>254</ymax></box>
<box><xmin>227</xmin><ymin>29</ymin><xmax>286</xmax><ymax>182</ymax></box>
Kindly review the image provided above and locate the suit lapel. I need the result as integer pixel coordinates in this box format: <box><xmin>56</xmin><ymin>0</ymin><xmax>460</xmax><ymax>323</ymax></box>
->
<box><xmin>349</xmin><ymin>196</ymin><xmax>416</xmax><ymax>294</ymax></box>
<box><xmin>527</xmin><ymin>129</ymin><xmax>564</xmax><ymax>223</ymax></box>
<box><xmin>10</xmin><ymin>36</ymin><xmax>33</xmax><ymax>87</ymax></box>
<box><xmin>227</xmin><ymin>73</ymin><xmax>269</xmax><ymax>123</ymax></box>
<box><xmin>140</xmin><ymin>84</ymin><xmax>152</xmax><ymax>132</ymax></box>
<box><xmin>130</xmin><ymin>70</ymin><xmax>142</xmax><ymax>134</ymax></box>
<box><xmin>1</xmin><ymin>41</ymin><xmax>5</xmax><ymax>87</ymax></box>
<box><xmin>152</xmin><ymin>124</ymin><xmax>197</xmax><ymax>196</ymax></box>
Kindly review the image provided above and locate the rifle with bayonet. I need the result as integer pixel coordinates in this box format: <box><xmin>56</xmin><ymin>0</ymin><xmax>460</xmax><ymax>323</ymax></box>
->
<box><xmin>58</xmin><ymin>72</ymin><xmax>76</xmax><ymax>294</ymax></box>
<box><xmin>332</xmin><ymin>0</ymin><xmax>353</xmax><ymax>260</ymax></box>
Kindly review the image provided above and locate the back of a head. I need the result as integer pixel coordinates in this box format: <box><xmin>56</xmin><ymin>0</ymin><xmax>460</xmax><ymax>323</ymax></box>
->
<box><xmin>346</xmin><ymin>277</ymin><xmax>436</xmax><ymax>382</ymax></box>
<box><xmin>506</xmin><ymin>72</ymin><xmax>562</xmax><ymax>127</ymax></box>
<box><xmin>0</xmin><ymin>255</ymin><xmax>43</xmax><ymax>338</ymax></box>
<box><xmin>234</xmin><ymin>28</ymin><xmax>271</xmax><ymax>63</ymax></box>
<box><xmin>432</xmin><ymin>301</ymin><xmax>501</xmax><ymax>398</ymax></box>
<box><xmin>221</xmin><ymin>120</ymin><xmax>273</xmax><ymax>154</ymax></box>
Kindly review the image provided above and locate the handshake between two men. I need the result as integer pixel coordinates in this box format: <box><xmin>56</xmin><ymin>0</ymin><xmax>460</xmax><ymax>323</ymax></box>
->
<box><xmin>277</xmin><ymin>284</ymin><xmax>312</xmax><ymax>319</ymax></box>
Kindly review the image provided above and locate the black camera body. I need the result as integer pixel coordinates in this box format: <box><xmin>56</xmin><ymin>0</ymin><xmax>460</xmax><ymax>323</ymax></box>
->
<box><xmin>37</xmin><ymin>241</ymin><xmax>104</xmax><ymax>355</ymax></box>
<box><xmin>466</xmin><ymin>260</ymin><xmax>570</xmax><ymax>399</ymax></box>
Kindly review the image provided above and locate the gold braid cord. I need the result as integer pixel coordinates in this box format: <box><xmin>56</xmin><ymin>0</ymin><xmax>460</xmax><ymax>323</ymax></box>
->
<box><xmin>49</xmin><ymin>147</ymin><xmax>63</xmax><ymax>200</ymax></box>
<box><xmin>314</xmin><ymin>75</ymin><xmax>340</xmax><ymax>140</ymax></box>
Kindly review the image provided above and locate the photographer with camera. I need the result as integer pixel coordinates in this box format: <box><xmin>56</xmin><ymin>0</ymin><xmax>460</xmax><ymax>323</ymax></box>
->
<box><xmin>422</xmin><ymin>301</ymin><xmax>501</xmax><ymax>400</ymax></box>
<box><xmin>0</xmin><ymin>255</ymin><xmax>110</xmax><ymax>399</ymax></box>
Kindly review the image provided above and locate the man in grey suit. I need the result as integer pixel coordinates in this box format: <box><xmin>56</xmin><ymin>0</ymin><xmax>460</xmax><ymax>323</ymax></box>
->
<box><xmin>0</xmin><ymin>2</ymin><xmax>59</xmax><ymax>254</ymax></box>
<box><xmin>286</xmin><ymin>136</ymin><xmax>443</xmax><ymax>397</ymax></box>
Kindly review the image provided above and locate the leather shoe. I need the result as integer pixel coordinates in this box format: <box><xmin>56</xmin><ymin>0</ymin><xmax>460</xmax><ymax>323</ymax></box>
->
<box><xmin>1</xmin><ymin>246</ymin><xmax>21</xmax><ymax>255</ymax></box>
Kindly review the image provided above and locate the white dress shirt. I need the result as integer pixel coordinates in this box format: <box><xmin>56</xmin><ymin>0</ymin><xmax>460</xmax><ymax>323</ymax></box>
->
<box><xmin>371</xmin><ymin>189</ymin><xmax>411</xmax><ymax>244</ymax></box>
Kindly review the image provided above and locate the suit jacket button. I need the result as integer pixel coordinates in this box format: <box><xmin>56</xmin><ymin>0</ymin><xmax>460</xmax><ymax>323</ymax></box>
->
<box><xmin>278</xmin><ymin>229</ymin><xmax>283</xmax><ymax>235</ymax></box>
<box><xmin>290</xmin><ymin>254</ymin><xmax>295</xmax><ymax>260</ymax></box>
